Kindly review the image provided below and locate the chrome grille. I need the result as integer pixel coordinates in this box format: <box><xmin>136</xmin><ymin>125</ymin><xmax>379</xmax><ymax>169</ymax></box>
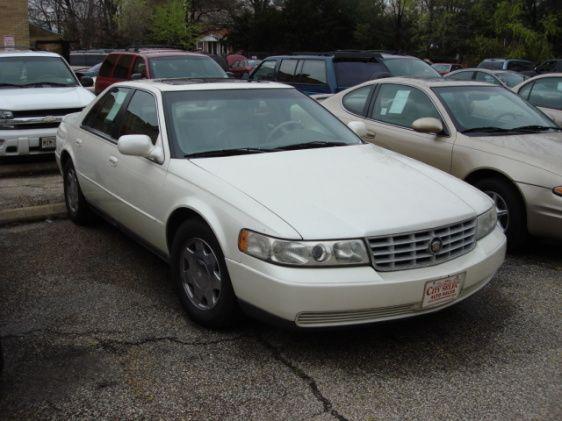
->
<box><xmin>368</xmin><ymin>218</ymin><xmax>477</xmax><ymax>272</ymax></box>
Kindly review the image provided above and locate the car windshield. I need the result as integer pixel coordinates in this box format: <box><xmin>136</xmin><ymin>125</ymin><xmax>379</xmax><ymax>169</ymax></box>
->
<box><xmin>382</xmin><ymin>57</ymin><xmax>441</xmax><ymax>78</ymax></box>
<box><xmin>433</xmin><ymin>86</ymin><xmax>558</xmax><ymax>134</ymax></box>
<box><xmin>496</xmin><ymin>71</ymin><xmax>526</xmax><ymax>87</ymax></box>
<box><xmin>432</xmin><ymin>64</ymin><xmax>451</xmax><ymax>72</ymax></box>
<box><xmin>334</xmin><ymin>60</ymin><xmax>388</xmax><ymax>88</ymax></box>
<box><xmin>0</xmin><ymin>56</ymin><xmax>78</xmax><ymax>87</ymax></box>
<box><xmin>149</xmin><ymin>56</ymin><xmax>227</xmax><ymax>79</ymax></box>
<box><xmin>163</xmin><ymin>88</ymin><xmax>362</xmax><ymax>157</ymax></box>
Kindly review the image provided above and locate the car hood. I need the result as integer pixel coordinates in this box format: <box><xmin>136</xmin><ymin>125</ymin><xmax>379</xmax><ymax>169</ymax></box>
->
<box><xmin>466</xmin><ymin>131</ymin><xmax>562</xmax><ymax>177</ymax></box>
<box><xmin>192</xmin><ymin>144</ymin><xmax>491</xmax><ymax>239</ymax></box>
<box><xmin>0</xmin><ymin>87</ymin><xmax>95</xmax><ymax>111</ymax></box>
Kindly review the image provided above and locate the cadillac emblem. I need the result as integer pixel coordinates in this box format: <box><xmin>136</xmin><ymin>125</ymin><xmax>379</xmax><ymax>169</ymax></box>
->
<box><xmin>429</xmin><ymin>238</ymin><xmax>443</xmax><ymax>254</ymax></box>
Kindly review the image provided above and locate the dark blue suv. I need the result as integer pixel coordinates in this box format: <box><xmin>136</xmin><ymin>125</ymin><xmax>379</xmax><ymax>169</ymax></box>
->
<box><xmin>249</xmin><ymin>51</ymin><xmax>440</xmax><ymax>95</ymax></box>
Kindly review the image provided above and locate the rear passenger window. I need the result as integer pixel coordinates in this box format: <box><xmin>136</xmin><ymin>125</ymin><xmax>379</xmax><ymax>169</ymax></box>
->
<box><xmin>114</xmin><ymin>55</ymin><xmax>133</xmax><ymax>79</ymax></box>
<box><xmin>118</xmin><ymin>90</ymin><xmax>160</xmax><ymax>144</ymax></box>
<box><xmin>447</xmin><ymin>71</ymin><xmax>473</xmax><ymax>81</ymax></box>
<box><xmin>83</xmin><ymin>87</ymin><xmax>131</xmax><ymax>138</ymax></box>
<box><xmin>518</xmin><ymin>82</ymin><xmax>534</xmax><ymax>100</ymax></box>
<box><xmin>528</xmin><ymin>77</ymin><xmax>562</xmax><ymax>110</ymax></box>
<box><xmin>475</xmin><ymin>72</ymin><xmax>500</xmax><ymax>85</ymax></box>
<box><xmin>298</xmin><ymin>60</ymin><xmax>327</xmax><ymax>85</ymax></box>
<box><xmin>278</xmin><ymin>59</ymin><xmax>298</xmax><ymax>83</ymax></box>
<box><xmin>370</xmin><ymin>84</ymin><xmax>441</xmax><ymax>129</ymax></box>
<box><xmin>252</xmin><ymin>60</ymin><xmax>276</xmax><ymax>81</ymax></box>
<box><xmin>99</xmin><ymin>54</ymin><xmax>118</xmax><ymax>77</ymax></box>
<box><xmin>132</xmin><ymin>57</ymin><xmax>147</xmax><ymax>78</ymax></box>
<box><xmin>342</xmin><ymin>86</ymin><xmax>371</xmax><ymax>115</ymax></box>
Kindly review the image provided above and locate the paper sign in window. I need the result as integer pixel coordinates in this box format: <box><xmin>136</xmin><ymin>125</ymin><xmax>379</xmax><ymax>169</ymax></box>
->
<box><xmin>389</xmin><ymin>90</ymin><xmax>411</xmax><ymax>114</ymax></box>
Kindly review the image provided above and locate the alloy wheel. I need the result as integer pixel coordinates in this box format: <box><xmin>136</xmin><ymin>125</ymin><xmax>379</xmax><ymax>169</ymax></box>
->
<box><xmin>180</xmin><ymin>238</ymin><xmax>222</xmax><ymax>310</ymax></box>
<box><xmin>485</xmin><ymin>190</ymin><xmax>509</xmax><ymax>232</ymax></box>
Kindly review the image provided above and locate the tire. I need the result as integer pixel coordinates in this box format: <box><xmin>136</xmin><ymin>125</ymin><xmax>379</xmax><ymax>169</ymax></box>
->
<box><xmin>473</xmin><ymin>177</ymin><xmax>527</xmax><ymax>250</ymax></box>
<box><xmin>63</xmin><ymin>159</ymin><xmax>90</xmax><ymax>225</ymax></box>
<box><xmin>171</xmin><ymin>219</ymin><xmax>239</xmax><ymax>328</ymax></box>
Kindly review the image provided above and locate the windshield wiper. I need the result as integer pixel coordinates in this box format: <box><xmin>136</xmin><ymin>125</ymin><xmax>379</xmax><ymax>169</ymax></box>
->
<box><xmin>272</xmin><ymin>141</ymin><xmax>350</xmax><ymax>151</ymax></box>
<box><xmin>461</xmin><ymin>127</ymin><xmax>512</xmax><ymax>134</ymax></box>
<box><xmin>185</xmin><ymin>147</ymin><xmax>267</xmax><ymax>158</ymax></box>
<box><xmin>510</xmin><ymin>125</ymin><xmax>561</xmax><ymax>132</ymax></box>
<box><xmin>22</xmin><ymin>82</ymin><xmax>75</xmax><ymax>87</ymax></box>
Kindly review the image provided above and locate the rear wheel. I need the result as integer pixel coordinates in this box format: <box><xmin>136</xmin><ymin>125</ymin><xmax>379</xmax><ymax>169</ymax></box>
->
<box><xmin>63</xmin><ymin>160</ymin><xmax>90</xmax><ymax>225</ymax></box>
<box><xmin>171</xmin><ymin>220</ymin><xmax>239</xmax><ymax>328</ymax></box>
<box><xmin>473</xmin><ymin>177</ymin><xmax>527</xmax><ymax>250</ymax></box>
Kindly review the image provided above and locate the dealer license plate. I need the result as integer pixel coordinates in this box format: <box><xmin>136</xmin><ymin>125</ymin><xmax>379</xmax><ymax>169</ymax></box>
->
<box><xmin>40</xmin><ymin>136</ymin><xmax>56</xmax><ymax>150</ymax></box>
<box><xmin>422</xmin><ymin>273</ymin><xmax>464</xmax><ymax>309</ymax></box>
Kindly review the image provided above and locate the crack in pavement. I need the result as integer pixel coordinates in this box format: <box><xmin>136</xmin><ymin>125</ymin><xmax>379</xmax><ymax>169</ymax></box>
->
<box><xmin>1</xmin><ymin>328</ymin><xmax>250</xmax><ymax>351</ymax></box>
<box><xmin>255</xmin><ymin>333</ymin><xmax>348</xmax><ymax>421</ymax></box>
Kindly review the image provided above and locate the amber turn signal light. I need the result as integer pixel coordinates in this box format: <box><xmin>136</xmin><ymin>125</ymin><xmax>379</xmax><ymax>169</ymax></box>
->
<box><xmin>553</xmin><ymin>186</ymin><xmax>562</xmax><ymax>197</ymax></box>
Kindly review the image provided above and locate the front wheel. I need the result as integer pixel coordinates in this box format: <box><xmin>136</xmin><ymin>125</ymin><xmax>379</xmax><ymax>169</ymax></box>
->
<box><xmin>171</xmin><ymin>220</ymin><xmax>239</xmax><ymax>328</ymax></box>
<box><xmin>473</xmin><ymin>177</ymin><xmax>527</xmax><ymax>250</ymax></box>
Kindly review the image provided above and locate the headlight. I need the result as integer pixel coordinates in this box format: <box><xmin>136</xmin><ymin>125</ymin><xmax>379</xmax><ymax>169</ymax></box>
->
<box><xmin>554</xmin><ymin>186</ymin><xmax>562</xmax><ymax>197</ymax></box>
<box><xmin>0</xmin><ymin>110</ymin><xmax>14</xmax><ymax>128</ymax></box>
<box><xmin>238</xmin><ymin>229</ymin><xmax>370</xmax><ymax>266</ymax></box>
<box><xmin>475</xmin><ymin>206</ymin><xmax>497</xmax><ymax>240</ymax></box>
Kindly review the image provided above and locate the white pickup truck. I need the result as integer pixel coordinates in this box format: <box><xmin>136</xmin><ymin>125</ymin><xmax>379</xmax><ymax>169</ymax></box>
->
<box><xmin>0</xmin><ymin>50</ymin><xmax>95</xmax><ymax>157</ymax></box>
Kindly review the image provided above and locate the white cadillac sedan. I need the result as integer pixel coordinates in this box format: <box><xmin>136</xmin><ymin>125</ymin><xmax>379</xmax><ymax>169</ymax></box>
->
<box><xmin>55</xmin><ymin>79</ymin><xmax>506</xmax><ymax>328</ymax></box>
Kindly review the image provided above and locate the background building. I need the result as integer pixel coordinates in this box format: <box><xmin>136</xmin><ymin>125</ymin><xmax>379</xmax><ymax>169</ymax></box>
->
<box><xmin>0</xmin><ymin>0</ymin><xmax>30</xmax><ymax>49</ymax></box>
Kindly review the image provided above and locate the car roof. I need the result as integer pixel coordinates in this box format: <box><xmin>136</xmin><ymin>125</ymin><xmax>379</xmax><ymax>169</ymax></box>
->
<box><xmin>113</xmin><ymin>78</ymin><xmax>294</xmax><ymax>92</ymax></box>
<box><xmin>447</xmin><ymin>68</ymin><xmax>517</xmax><ymax>75</ymax></box>
<box><xmin>0</xmin><ymin>49</ymin><xmax>62</xmax><ymax>58</ymax></box>
<box><xmin>107</xmin><ymin>49</ymin><xmax>207</xmax><ymax>59</ymax></box>
<box><xmin>350</xmin><ymin>76</ymin><xmax>494</xmax><ymax>90</ymax></box>
<box><xmin>514</xmin><ymin>72</ymin><xmax>562</xmax><ymax>86</ymax></box>
<box><xmin>264</xmin><ymin>52</ymin><xmax>417</xmax><ymax>61</ymax></box>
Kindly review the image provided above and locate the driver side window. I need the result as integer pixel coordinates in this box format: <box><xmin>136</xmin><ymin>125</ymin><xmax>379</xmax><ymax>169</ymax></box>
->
<box><xmin>370</xmin><ymin>84</ymin><xmax>441</xmax><ymax>129</ymax></box>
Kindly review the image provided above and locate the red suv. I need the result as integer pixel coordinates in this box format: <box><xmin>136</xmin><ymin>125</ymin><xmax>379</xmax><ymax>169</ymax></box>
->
<box><xmin>94</xmin><ymin>48</ymin><xmax>227</xmax><ymax>94</ymax></box>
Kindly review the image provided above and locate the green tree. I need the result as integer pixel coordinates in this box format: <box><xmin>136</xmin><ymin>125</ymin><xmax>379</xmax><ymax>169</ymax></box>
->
<box><xmin>150</xmin><ymin>0</ymin><xmax>199</xmax><ymax>48</ymax></box>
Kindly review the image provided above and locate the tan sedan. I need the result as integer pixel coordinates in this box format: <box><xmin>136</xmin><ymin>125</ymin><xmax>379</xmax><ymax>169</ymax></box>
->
<box><xmin>322</xmin><ymin>78</ymin><xmax>562</xmax><ymax>248</ymax></box>
<box><xmin>513</xmin><ymin>73</ymin><xmax>562</xmax><ymax>126</ymax></box>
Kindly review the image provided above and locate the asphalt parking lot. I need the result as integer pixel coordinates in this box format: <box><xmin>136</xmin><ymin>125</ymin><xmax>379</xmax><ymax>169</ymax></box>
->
<box><xmin>0</xmin><ymin>217</ymin><xmax>561</xmax><ymax>419</ymax></box>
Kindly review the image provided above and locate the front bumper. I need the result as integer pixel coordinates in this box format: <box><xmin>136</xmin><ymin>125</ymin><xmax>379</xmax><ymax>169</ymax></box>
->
<box><xmin>226</xmin><ymin>227</ymin><xmax>506</xmax><ymax>327</ymax></box>
<box><xmin>0</xmin><ymin>127</ymin><xmax>58</xmax><ymax>156</ymax></box>
<box><xmin>518</xmin><ymin>182</ymin><xmax>562</xmax><ymax>240</ymax></box>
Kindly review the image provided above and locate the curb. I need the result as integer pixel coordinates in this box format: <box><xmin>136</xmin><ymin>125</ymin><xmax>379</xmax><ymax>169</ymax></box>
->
<box><xmin>0</xmin><ymin>203</ymin><xmax>67</xmax><ymax>226</ymax></box>
<box><xmin>0</xmin><ymin>162</ymin><xmax>59</xmax><ymax>178</ymax></box>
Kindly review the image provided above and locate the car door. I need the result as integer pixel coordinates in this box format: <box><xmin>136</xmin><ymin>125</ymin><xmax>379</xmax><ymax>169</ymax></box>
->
<box><xmin>526</xmin><ymin>77</ymin><xmax>562</xmax><ymax>126</ymax></box>
<box><xmin>293</xmin><ymin>60</ymin><xmax>331</xmax><ymax>95</ymax></box>
<box><xmin>77</xmin><ymin>87</ymin><xmax>132</xmax><ymax>208</ymax></box>
<box><xmin>95</xmin><ymin>53</ymin><xmax>119</xmax><ymax>94</ymax></box>
<box><xmin>363</xmin><ymin>83</ymin><xmax>454</xmax><ymax>172</ymax></box>
<box><xmin>104</xmin><ymin>89</ymin><xmax>168</xmax><ymax>245</ymax></box>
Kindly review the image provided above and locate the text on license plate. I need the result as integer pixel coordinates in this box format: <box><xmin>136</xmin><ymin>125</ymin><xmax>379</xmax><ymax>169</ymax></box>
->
<box><xmin>422</xmin><ymin>273</ymin><xmax>464</xmax><ymax>309</ymax></box>
<box><xmin>40</xmin><ymin>137</ymin><xmax>56</xmax><ymax>150</ymax></box>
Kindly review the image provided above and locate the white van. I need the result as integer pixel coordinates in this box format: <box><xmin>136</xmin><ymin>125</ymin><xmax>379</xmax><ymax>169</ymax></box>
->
<box><xmin>0</xmin><ymin>50</ymin><xmax>95</xmax><ymax>156</ymax></box>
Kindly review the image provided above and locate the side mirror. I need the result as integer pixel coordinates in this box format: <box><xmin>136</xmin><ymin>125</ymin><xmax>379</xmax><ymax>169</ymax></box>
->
<box><xmin>411</xmin><ymin>117</ymin><xmax>444</xmax><ymax>135</ymax></box>
<box><xmin>118</xmin><ymin>134</ymin><xmax>164</xmax><ymax>163</ymax></box>
<box><xmin>347</xmin><ymin>121</ymin><xmax>368</xmax><ymax>138</ymax></box>
<box><xmin>80</xmin><ymin>76</ymin><xmax>94</xmax><ymax>87</ymax></box>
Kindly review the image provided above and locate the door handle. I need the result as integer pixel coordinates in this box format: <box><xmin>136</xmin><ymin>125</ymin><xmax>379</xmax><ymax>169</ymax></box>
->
<box><xmin>74</xmin><ymin>138</ymin><xmax>83</xmax><ymax>147</ymax></box>
<box><xmin>365</xmin><ymin>130</ymin><xmax>376</xmax><ymax>140</ymax></box>
<box><xmin>108</xmin><ymin>156</ymin><xmax>118</xmax><ymax>167</ymax></box>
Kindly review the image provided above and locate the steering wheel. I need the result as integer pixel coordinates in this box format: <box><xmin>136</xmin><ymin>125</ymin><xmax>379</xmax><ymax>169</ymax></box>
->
<box><xmin>266</xmin><ymin>120</ymin><xmax>303</xmax><ymax>143</ymax></box>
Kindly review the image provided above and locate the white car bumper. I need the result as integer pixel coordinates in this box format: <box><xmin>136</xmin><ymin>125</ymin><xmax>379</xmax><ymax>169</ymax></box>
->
<box><xmin>0</xmin><ymin>127</ymin><xmax>58</xmax><ymax>156</ymax></box>
<box><xmin>227</xmin><ymin>227</ymin><xmax>506</xmax><ymax>327</ymax></box>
